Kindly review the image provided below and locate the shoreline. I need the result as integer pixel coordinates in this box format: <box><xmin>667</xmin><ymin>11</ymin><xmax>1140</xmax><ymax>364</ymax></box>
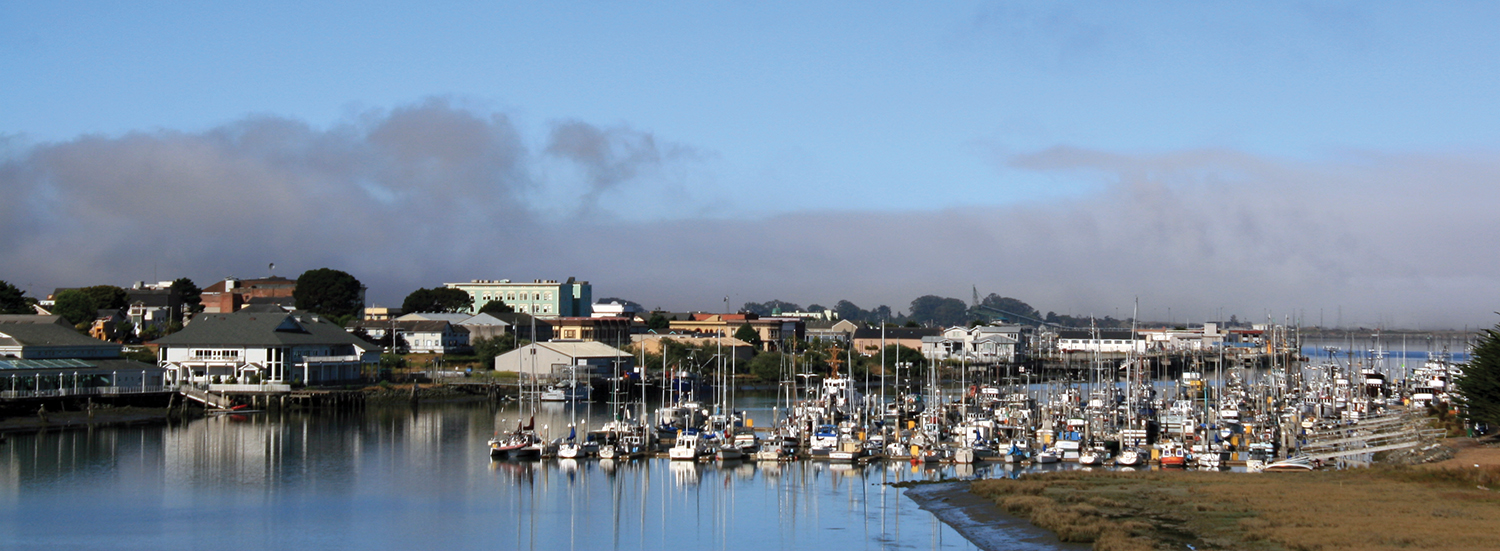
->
<box><xmin>903</xmin><ymin>481</ymin><xmax>1088</xmax><ymax>551</ymax></box>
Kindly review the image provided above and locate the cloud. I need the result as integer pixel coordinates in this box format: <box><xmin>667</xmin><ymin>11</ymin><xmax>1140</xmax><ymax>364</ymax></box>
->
<box><xmin>2</xmin><ymin>100</ymin><xmax>1496</xmax><ymax>329</ymax></box>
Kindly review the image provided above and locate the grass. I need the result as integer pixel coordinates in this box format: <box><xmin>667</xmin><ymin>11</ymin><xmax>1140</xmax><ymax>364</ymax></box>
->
<box><xmin>970</xmin><ymin>466</ymin><xmax>1500</xmax><ymax>550</ymax></box>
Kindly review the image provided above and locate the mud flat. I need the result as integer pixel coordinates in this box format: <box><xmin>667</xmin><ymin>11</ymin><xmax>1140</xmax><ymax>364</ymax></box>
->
<box><xmin>969</xmin><ymin>441</ymin><xmax>1500</xmax><ymax>550</ymax></box>
<box><xmin>903</xmin><ymin>481</ymin><xmax>1088</xmax><ymax>551</ymax></box>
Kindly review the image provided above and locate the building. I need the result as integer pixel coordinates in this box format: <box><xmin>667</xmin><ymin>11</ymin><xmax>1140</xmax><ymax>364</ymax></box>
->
<box><xmin>0</xmin><ymin>315</ymin><xmax>165</xmax><ymax>397</ymax></box>
<box><xmin>629</xmin><ymin>334</ymin><xmax>756</xmax><ymax>364</ymax></box>
<box><xmin>850</xmin><ymin>327</ymin><xmax>940</xmax><ymax>356</ymax></box>
<box><xmin>549</xmin><ymin>317</ymin><xmax>632</xmax><ymax>344</ymax></box>
<box><xmin>199</xmin><ymin>276</ymin><xmax>297</xmax><ymax>314</ymax></box>
<box><xmin>805</xmin><ymin>319</ymin><xmax>861</xmax><ymax>343</ymax></box>
<box><xmin>363</xmin><ymin>306</ymin><xmax>402</xmax><ymax>321</ymax></box>
<box><xmin>494</xmin><ymin>341</ymin><xmax>633</xmax><ymax>379</ymax></box>
<box><xmin>666</xmin><ymin>313</ymin><xmax>804</xmax><ymax>351</ymax></box>
<box><xmin>921</xmin><ymin>324</ymin><xmax>1027</xmax><ymax>363</ymax></box>
<box><xmin>1055</xmin><ymin>330</ymin><xmax>1148</xmax><ymax>354</ymax></box>
<box><xmin>444</xmin><ymin>278</ymin><xmax>591</xmax><ymax>317</ymax></box>
<box><xmin>154</xmin><ymin>305</ymin><xmax>379</xmax><ymax>385</ymax></box>
<box><xmin>591</xmin><ymin>300</ymin><xmax>645</xmax><ymax>319</ymax></box>
<box><xmin>396</xmin><ymin>312</ymin><xmax>510</xmax><ymax>341</ymax></box>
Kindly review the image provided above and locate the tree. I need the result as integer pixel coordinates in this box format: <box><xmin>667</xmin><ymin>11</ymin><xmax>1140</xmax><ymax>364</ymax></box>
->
<box><xmin>402</xmin><ymin>287</ymin><xmax>473</xmax><ymax>313</ymax></box>
<box><xmin>52</xmin><ymin>289</ymin><xmax>96</xmax><ymax>325</ymax></box>
<box><xmin>293</xmin><ymin>268</ymin><xmax>364</xmax><ymax>320</ymax></box>
<box><xmin>742</xmin><ymin>300</ymin><xmax>801</xmax><ymax>316</ymax></box>
<box><xmin>0</xmin><ymin>280</ymin><xmax>33</xmax><ymax>314</ymax></box>
<box><xmin>170</xmin><ymin>277</ymin><xmax>203</xmax><ymax>315</ymax></box>
<box><xmin>734</xmin><ymin>323</ymin><xmax>762</xmax><ymax>348</ymax></box>
<box><xmin>834</xmin><ymin>300</ymin><xmax>865</xmax><ymax>323</ymax></box>
<box><xmin>974</xmin><ymin>294</ymin><xmax>1042</xmax><ymax>323</ymax></box>
<box><xmin>472</xmin><ymin>335</ymin><xmax>518</xmax><ymax>369</ymax></box>
<box><xmin>746</xmin><ymin>351</ymin><xmax>786</xmax><ymax>381</ymax></box>
<box><xmin>646</xmin><ymin>312</ymin><xmax>670</xmax><ymax>331</ymax></box>
<box><xmin>479</xmin><ymin>299</ymin><xmax>515</xmax><ymax>315</ymax></box>
<box><xmin>1455</xmin><ymin>319</ymin><xmax>1500</xmax><ymax>431</ymax></box>
<box><xmin>79</xmin><ymin>285</ymin><xmax>128</xmax><ymax>311</ymax></box>
<box><xmin>908</xmin><ymin>295</ymin><xmax>968</xmax><ymax>327</ymax></box>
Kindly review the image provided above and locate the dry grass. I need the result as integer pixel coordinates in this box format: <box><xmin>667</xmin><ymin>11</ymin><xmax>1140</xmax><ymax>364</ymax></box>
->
<box><xmin>972</xmin><ymin>465</ymin><xmax>1500</xmax><ymax>550</ymax></box>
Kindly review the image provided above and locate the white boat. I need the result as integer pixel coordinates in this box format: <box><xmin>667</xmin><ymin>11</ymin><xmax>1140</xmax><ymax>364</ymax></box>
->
<box><xmin>540</xmin><ymin>380</ymin><xmax>592</xmax><ymax>402</ymax></box>
<box><xmin>1114</xmin><ymin>449</ymin><xmax>1142</xmax><ymax>467</ymax></box>
<box><xmin>669</xmin><ymin>430</ymin><xmax>711</xmax><ymax>461</ymax></box>
<box><xmin>1034</xmin><ymin>448</ymin><xmax>1059</xmax><ymax>464</ymax></box>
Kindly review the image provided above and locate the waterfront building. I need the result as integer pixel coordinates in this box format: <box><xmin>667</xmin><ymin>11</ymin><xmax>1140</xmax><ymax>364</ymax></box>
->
<box><xmin>154</xmin><ymin>305</ymin><xmax>379</xmax><ymax>385</ymax></box>
<box><xmin>494</xmin><ymin>341</ymin><xmax>633</xmax><ymax>379</ymax></box>
<box><xmin>629</xmin><ymin>333</ymin><xmax>756</xmax><ymax>363</ymax></box>
<box><xmin>0</xmin><ymin>315</ymin><xmax>164</xmax><ymax>397</ymax></box>
<box><xmin>921</xmin><ymin>324</ymin><xmax>1026</xmax><ymax>363</ymax></box>
<box><xmin>1055</xmin><ymin>330</ymin><xmax>1148</xmax><ymax>353</ymax></box>
<box><xmin>445</xmin><ymin>278</ymin><xmax>591</xmax><ymax>317</ymax></box>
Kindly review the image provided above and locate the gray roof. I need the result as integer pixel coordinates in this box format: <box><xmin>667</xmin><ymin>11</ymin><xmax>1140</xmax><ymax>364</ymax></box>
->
<box><xmin>0</xmin><ymin>315</ymin><xmax>66</xmax><ymax>325</ymax></box>
<box><xmin>0</xmin><ymin>321</ymin><xmax>119</xmax><ymax>349</ymax></box>
<box><xmin>155</xmin><ymin>309</ymin><xmax>377</xmax><ymax>351</ymax></box>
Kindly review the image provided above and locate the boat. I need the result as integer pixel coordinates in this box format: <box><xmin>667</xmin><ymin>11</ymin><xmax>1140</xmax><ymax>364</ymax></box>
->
<box><xmin>1263</xmin><ymin>457</ymin><xmax>1318</xmax><ymax>472</ymax></box>
<box><xmin>540</xmin><ymin>380</ymin><xmax>592</xmax><ymax>402</ymax></box>
<box><xmin>489</xmin><ymin>417</ymin><xmax>543</xmax><ymax>459</ymax></box>
<box><xmin>1114</xmin><ymin>448</ymin><xmax>1143</xmax><ymax>467</ymax></box>
<box><xmin>669</xmin><ymin>429</ymin><xmax>711</xmax><ymax>461</ymax></box>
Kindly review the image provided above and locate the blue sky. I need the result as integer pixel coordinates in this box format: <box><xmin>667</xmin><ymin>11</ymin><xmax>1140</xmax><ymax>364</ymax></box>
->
<box><xmin>3</xmin><ymin>2</ymin><xmax>1499</xmax><ymax>328</ymax></box>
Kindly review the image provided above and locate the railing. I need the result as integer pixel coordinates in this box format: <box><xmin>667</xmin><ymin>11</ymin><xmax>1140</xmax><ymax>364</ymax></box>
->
<box><xmin>208</xmin><ymin>383</ymin><xmax>293</xmax><ymax>393</ymax></box>
<box><xmin>0</xmin><ymin>385</ymin><xmax>173</xmax><ymax>400</ymax></box>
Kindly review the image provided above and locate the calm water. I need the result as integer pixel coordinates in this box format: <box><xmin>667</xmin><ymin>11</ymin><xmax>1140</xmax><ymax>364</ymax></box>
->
<box><xmin>0</xmin><ymin>397</ymin><xmax>1079</xmax><ymax>551</ymax></box>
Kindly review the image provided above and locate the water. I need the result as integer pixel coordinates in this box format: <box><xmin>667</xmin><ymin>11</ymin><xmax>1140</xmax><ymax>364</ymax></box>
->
<box><xmin>0</xmin><ymin>398</ymin><xmax>1080</xmax><ymax>551</ymax></box>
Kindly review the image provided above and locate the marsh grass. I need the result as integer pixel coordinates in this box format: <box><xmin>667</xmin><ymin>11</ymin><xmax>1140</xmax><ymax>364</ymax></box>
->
<box><xmin>971</xmin><ymin>467</ymin><xmax>1500</xmax><ymax>550</ymax></box>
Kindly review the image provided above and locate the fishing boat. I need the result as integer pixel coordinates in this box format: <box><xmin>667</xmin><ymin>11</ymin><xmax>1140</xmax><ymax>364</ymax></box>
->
<box><xmin>669</xmin><ymin>428</ymin><xmax>711</xmax><ymax>461</ymax></box>
<box><xmin>540</xmin><ymin>379</ymin><xmax>592</xmax><ymax>402</ymax></box>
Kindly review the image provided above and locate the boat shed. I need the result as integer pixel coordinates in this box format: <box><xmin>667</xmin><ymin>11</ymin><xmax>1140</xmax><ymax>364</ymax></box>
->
<box><xmin>494</xmin><ymin>341</ymin><xmax>633</xmax><ymax>379</ymax></box>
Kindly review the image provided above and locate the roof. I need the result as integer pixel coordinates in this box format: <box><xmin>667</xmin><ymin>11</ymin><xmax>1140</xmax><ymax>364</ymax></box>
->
<box><xmin>532</xmin><ymin>340</ymin><xmax>629</xmax><ymax>358</ymax></box>
<box><xmin>154</xmin><ymin>309</ymin><xmax>377</xmax><ymax>351</ymax></box>
<box><xmin>396</xmin><ymin>313</ymin><xmax>471</xmax><ymax>322</ymax></box>
<box><xmin>0</xmin><ymin>315</ymin><xmax>66</xmax><ymax>325</ymax></box>
<box><xmin>0</xmin><ymin>321</ymin><xmax>120</xmax><ymax>349</ymax></box>
<box><xmin>852</xmin><ymin>327</ymin><xmax>941</xmax><ymax>340</ymax></box>
<box><xmin>201</xmin><ymin>276</ymin><xmax>296</xmax><ymax>294</ymax></box>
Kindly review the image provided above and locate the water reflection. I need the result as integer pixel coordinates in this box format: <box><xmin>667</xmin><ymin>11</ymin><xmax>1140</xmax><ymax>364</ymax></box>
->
<box><xmin>0</xmin><ymin>400</ymin><xmax>1084</xmax><ymax>551</ymax></box>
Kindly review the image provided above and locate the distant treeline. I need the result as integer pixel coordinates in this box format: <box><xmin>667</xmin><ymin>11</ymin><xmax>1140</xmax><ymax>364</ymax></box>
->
<box><xmin>737</xmin><ymin>294</ymin><xmax>1140</xmax><ymax>329</ymax></box>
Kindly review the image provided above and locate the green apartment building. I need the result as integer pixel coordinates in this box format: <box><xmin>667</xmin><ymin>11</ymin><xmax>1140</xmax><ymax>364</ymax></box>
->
<box><xmin>444</xmin><ymin>278</ymin><xmax>592</xmax><ymax>318</ymax></box>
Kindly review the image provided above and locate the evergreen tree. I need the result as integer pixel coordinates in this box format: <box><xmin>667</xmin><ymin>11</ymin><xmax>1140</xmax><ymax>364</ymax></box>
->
<box><xmin>734</xmin><ymin>322</ymin><xmax>762</xmax><ymax>348</ymax></box>
<box><xmin>0</xmin><ymin>280</ymin><xmax>32</xmax><ymax>315</ymax></box>
<box><xmin>293</xmin><ymin>268</ymin><xmax>364</xmax><ymax>320</ymax></box>
<box><xmin>1455</xmin><ymin>319</ymin><xmax>1500</xmax><ymax>431</ymax></box>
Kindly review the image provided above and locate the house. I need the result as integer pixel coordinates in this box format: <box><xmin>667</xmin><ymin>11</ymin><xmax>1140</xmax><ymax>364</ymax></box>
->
<box><xmin>494</xmin><ymin>341</ymin><xmax>634</xmax><ymax>379</ymax></box>
<box><xmin>850</xmin><ymin>327</ymin><xmax>940</xmax><ymax>356</ymax></box>
<box><xmin>394</xmin><ymin>320</ymin><xmax>470</xmax><ymax>354</ymax></box>
<box><xmin>154</xmin><ymin>305</ymin><xmax>379</xmax><ymax>385</ymax></box>
<box><xmin>363</xmin><ymin>306</ymin><xmax>402</xmax><ymax>321</ymax></box>
<box><xmin>0</xmin><ymin>315</ymin><xmax>165</xmax><ymax>396</ymax></box>
<box><xmin>921</xmin><ymin>324</ymin><xmax>1027</xmax><ymax>363</ymax></box>
<box><xmin>444</xmin><ymin>277</ymin><xmax>591</xmax><ymax>317</ymax></box>
<box><xmin>805</xmin><ymin>319</ymin><xmax>860</xmax><ymax>343</ymax></box>
<box><xmin>0</xmin><ymin>315</ymin><xmax>124</xmax><ymax>359</ymax></box>
<box><xmin>397</xmin><ymin>312</ymin><xmax>511</xmax><ymax>341</ymax></box>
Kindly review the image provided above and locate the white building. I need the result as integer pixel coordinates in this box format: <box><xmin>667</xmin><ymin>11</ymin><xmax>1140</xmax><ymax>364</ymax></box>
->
<box><xmin>1055</xmin><ymin>330</ymin><xmax>1148</xmax><ymax>354</ymax></box>
<box><xmin>921</xmin><ymin>324</ymin><xmax>1027</xmax><ymax>363</ymax></box>
<box><xmin>154</xmin><ymin>306</ymin><xmax>379</xmax><ymax>385</ymax></box>
<box><xmin>494</xmin><ymin>341</ymin><xmax>633</xmax><ymax>379</ymax></box>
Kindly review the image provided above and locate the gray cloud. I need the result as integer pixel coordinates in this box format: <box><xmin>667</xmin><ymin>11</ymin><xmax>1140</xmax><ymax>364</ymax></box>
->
<box><xmin>2</xmin><ymin>101</ymin><xmax>1495</xmax><ymax>329</ymax></box>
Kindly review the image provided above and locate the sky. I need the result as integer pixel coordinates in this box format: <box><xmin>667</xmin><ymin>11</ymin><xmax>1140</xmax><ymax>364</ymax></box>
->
<box><xmin>2</xmin><ymin>1</ymin><xmax>1499</xmax><ymax>329</ymax></box>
